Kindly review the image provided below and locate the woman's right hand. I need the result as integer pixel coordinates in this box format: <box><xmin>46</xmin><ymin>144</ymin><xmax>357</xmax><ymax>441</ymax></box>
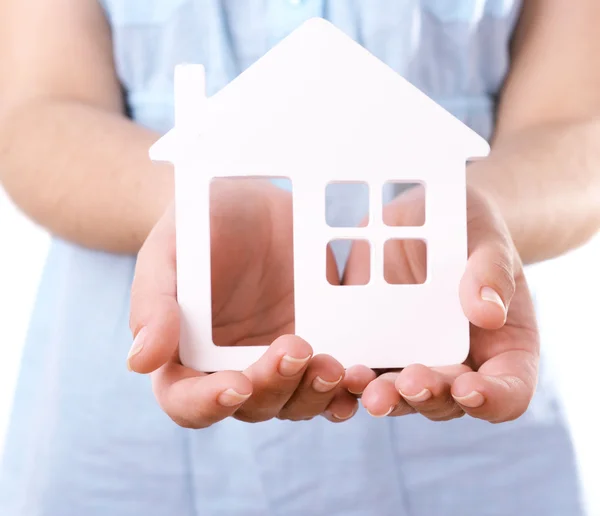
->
<box><xmin>128</xmin><ymin>179</ymin><xmax>366</xmax><ymax>428</ymax></box>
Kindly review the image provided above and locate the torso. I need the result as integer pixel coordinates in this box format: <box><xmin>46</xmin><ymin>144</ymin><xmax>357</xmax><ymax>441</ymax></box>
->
<box><xmin>103</xmin><ymin>0</ymin><xmax>520</xmax><ymax>140</ymax></box>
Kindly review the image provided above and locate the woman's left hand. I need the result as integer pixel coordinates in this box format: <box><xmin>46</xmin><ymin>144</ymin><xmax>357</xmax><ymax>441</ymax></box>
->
<box><xmin>342</xmin><ymin>184</ymin><xmax>540</xmax><ymax>423</ymax></box>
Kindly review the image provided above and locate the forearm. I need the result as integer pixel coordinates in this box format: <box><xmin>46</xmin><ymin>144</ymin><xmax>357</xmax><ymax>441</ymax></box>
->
<box><xmin>0</xmin><ymin>99</ymin><xmax>172</xmax><ymax>254</ymax></box>
<box><xmin>466</xmin><ymin>0</ymin><xmax>600</xmax><ymax>265</ymax></box>
<box><xmin>467</xmin><ymin>120</ymin><xmax>600</xmax><ymax>265</ymax></box>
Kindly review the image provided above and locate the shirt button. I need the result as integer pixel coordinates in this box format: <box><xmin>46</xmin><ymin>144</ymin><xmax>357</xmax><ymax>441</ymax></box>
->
<box><xmin>289</xmin><ymin>0</ymin><xmax>304</xmax><ymax>6</ymax></box>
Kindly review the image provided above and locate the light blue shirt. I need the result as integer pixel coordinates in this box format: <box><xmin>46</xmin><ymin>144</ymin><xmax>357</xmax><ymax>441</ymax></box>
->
<box><xmin>0</xmin><ymin>1</ymin><xmax>585</xmax><ymax>515</ymax></box>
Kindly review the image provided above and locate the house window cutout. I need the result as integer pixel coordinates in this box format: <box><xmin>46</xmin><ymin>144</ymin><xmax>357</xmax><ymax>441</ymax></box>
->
<box><xmin>327</xmin><ymin>239</ymin><xmax>371</xmax><ymax>285</ymax></box>
<box><xmin>383</xmin><ymin>239</ymin><xmax>427</xmax><ymax>285</ymax></box>
<box><xmin>326</xmin><ymin>181</ymin><xmax>369</xmax><ymax>227</ymax></box>
<box><xmin>209</xmin><ymin>177</ymin><xmax>295</xmax><ymax>346</ymax></box>
<box><xmin>383</xmin><ymin>182</ymin><xmax>425</xmax><ymax>227</ymax></box>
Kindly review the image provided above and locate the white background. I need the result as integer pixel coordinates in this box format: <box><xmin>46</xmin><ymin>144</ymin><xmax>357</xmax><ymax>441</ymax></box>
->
<box><xmin>0</xmin><ymin>187</ymin><xmax>599</xmax><ymax>514</ymax></box>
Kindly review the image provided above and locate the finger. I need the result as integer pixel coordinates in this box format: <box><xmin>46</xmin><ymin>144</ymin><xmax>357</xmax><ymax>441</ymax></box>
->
<box><xmin>322</xmin><ymin>390</ymin><xmax>359</xmax><ymax>423</ymax></box>
<box><xmin>278</xmin><ymin>354</ymin><xmax>345</xmax><ymax>421</ymax></box>
<box><xmin>342</xmin><ymin>365</ymin><xmax>377</xmax><ymax>397</ymax></box>
<box><xmin>395</xmin><ymin>364</ymin><xmax>468</xmax><ymax>421</ymax></box>
<box><xmin>460</xmin><ymin>188</ymin><xmax>517</xmax><ymax>330</ymax></box>
<box><xmin>326</xmin><ymin>240</ymin><xmax>341</xmax><ymax>286</ymax></box>
<box><xmin>129</xmin><ymin>206</ymin><xmax>179</xmax><ymax>374</ymax></box>
<box><xmin>361</xmin><ymin>372</ymin><xmax>415</xmax><ymax>417</ymax></box>
<box><xmin>234</xmin><ymin>335</ymin><xmax>312</xmax><ymax>422</ymax></box>
<box><xmin>152</xmin><ymin>362</ymin><xmax>253</xmax><ymax>429</ymax></box>
<box><xmin>452</xmin><ymin>349</ymin><xmax>538</xmax><ymax>423</ymax></box>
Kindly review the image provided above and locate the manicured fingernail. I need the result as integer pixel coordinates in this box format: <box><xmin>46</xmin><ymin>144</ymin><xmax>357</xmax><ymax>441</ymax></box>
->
<box><xmin>312</xmin><ymin>374</ymin><xmax>343</xmax><ymax>393</ymax></box>
<box><xmin>400</xmin><ymin>388</ymin><xmax>432</xmax><ymax>403</ymax></box>
<box><xmin>279</xmin><ymin>354</ymin><xmax>311</xmax><ymax>377</ymax></box>
<box><xmin>127</xmin><ymin>328</ymin><xmax>147</xmax><ymax>371</ymax></box>
<box><xmin>453</xmin><ymin>391</ymin><xmax>485</xmax><ymax>408</ymax></box>
<box><xmin>218</xmin><ymin>388</ymin><xmax>251</xmax><ymax>407</ymax></box>
<box><xmin>481</xmin><ymin>287</ymin><xmax>506</xmax><ymax>314</ymax></box>
<box><xmin>366</xmin><ymin>405</ymin><xmax>394</xmax><ymax>418</ymax></box>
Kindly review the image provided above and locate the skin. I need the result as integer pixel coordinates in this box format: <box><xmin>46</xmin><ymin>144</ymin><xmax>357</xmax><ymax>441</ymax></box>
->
<box><xmin>0</xmin><ymin>0</ymin><xmax>169</xmax><ymax>254</ymax></box>
<box><xmin>0</xmin><ymin>1</ymin><xmax>598</xmax><ymax>258</ymax></box>
<box><xmin>129</xmin><ymin>179</ymin><xmax>536</xmax><ymax>426</ymax></box>
<box><xmin>468</xmin><ymin>0</ymin><xmax>600</xmax><ymax>264</ymax></box>
<box><xmin>130</xmin><ymin>180</ymin><xmax>360</xmax><ymax>425</ymax></box>
<box><xmin>345</xmin><ymin>186</ymin><xmax>537</xmax><ymax>421</ymax></box>
<box><xmin>0</xmin><ymin>0</ymin><xmax>599</xmax><ymax>425</ymax></box>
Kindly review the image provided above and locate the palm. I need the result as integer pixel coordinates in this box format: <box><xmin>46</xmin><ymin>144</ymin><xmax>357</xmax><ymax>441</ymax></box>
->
<box><xmin>208</xmin><ymin>179</ymin><xmax>296</xmax><ymax>347</ymax></box>
<box><xmin>209</xmin><ymin>179</ymin><xmax>342</xmax><ymax>347</ymax></box>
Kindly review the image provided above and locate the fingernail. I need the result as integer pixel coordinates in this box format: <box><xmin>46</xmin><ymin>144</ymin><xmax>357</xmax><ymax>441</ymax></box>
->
<box><xmin>399</xmin><ymin>388</ymin><xmax>432</xmax><ymax>403</ymax></box>
<box><xmin>127</xmin><ymin>328</ymin><xmax>147</xmax><ymax>371</ymax></box>
<box><xmin>348</xmin><ymin>388</ymin><xmax>363</xmax><ymax>396</ymax></box>
<box><xmin>312</xmin><ymin>374</ymin><xmax>343</xmax><ymax>393</ymax></box>
<box><xmin>332</xmin><ymin>405</ymin><xmax>358</xmax><ymax>421</ymax></box>
<box><xmin>279</xmin><ymin>354</ymin><xmax>311</xmax><ymax>377</ymax></box>
<box><xmin>218</xmin><ymin>388</ymin><xmax>251</xmax><ymax>407</ymax></box>
<box><xmin>366</xmin><ymin>405</ymin><xmax>394</xmax><ymax>418</ymax></box>
<box><xmin>453</xmin><ymin>391</ymin><xmax>485</xmax><ymax>408</ymax></box>
<box><xmin>481</xmin><ymin>286</ymin><xmax>506</xmax><ymax>314</ymax></box>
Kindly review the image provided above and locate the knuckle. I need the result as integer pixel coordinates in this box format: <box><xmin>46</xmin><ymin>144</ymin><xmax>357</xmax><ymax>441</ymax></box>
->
<box><xmin>389</xmin><ymin>403</ymin><xmax>416</xmax><ymax>417</ymax></box>
<box><xmin>128</xmin><ymin>288</ymin><xmax>143</xmax><ymax>332</ymax></box>
<box><xmin>276</xmin><ymin>407</ymin><xmax>293</xmax><ymax>420</ymax></box>
<box><xmin>278</xmin><ymin>392</ymin><xmax>334</xmax><ymax>420</ymax></box>
<box><xmin>277</xmin><ymin>404</ymin><xmax>320</xmax><ymax>421</ymax></box>
<box><xmin>427</xmin><ymin>411</ymin><xmax>465</xmax><ymax>422</ymax></box>
<box><xmin>425</xmin><ymin>406</ymin><xmax>465</xmax><ymax>422</ymax></box>
<box><xmin>234</xmin><ymin>407</ymin><xmax>277</xmax><ymax>423</ymax></box>
<box><xmin>502</xmin><ymin>405</ymin><xmax>528</xmax><ymax>424</ymax></box>
<box><xmin>490</xmin><ymin>257</ymin><xmax>516</xmax><ymax>297</ymax></box>
<box><xmin>419</xmin><ymin>398</ymin><xmax>464</xmax><ymax>421</ymax></box>
<box><xmin>278</xmin><ymin>413</ymin><xmax>315</xmax><ymax>422</ymax></box>
<box><xmin>168</xmin><ymin>413</ymin><xmax>208</xmax><ymax>430</ymax></box>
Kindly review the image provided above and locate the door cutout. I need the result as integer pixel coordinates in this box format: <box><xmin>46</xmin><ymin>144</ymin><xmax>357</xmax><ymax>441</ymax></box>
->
<box><xmin>209</xmin><ymin>177</ymin><xmax>295</xmax><ymax>346</ymax></box>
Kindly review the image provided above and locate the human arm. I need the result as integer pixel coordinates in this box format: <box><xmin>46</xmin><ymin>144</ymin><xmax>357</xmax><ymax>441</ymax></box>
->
<box><xmin>467</xmin><ymin>0</ymin><xmax>600</xmax><ymax>264</ymax></box>
<box><xmin>0</xmin><ymin>0</ymin><xmax>172</xmax><ymax>254</ymax></box>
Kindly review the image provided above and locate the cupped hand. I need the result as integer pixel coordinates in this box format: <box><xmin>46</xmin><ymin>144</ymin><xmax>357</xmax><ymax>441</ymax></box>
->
<box><xmin>343</xmin><ymin>184</ymin><xmax>540</xmax><ymax>423</ymax></box>
<box><xmin>128</xmin><ymin>179</ymin><xmax>358</xmax><ymax>428</ymax></box>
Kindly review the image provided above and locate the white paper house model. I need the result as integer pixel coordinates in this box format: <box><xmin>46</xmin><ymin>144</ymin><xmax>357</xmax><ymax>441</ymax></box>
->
<box><xmin>150</xmin><ymin>18</ymin><xmax>490</xmax><ymax>372</ymax></box>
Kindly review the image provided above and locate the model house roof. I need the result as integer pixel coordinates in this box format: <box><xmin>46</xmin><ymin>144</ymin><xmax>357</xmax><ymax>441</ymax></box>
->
<box><xmin>150</xmin><ymin>17</ymin><xmax>490</xmax><ymax>178</ymax></box>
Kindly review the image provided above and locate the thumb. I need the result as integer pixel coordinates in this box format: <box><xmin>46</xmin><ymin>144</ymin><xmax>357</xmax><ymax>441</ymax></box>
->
<box><xmin>459</xmin><ymin>189</ymin><xmax>517</xmax><ymax>330</ymax></box>
<box><xmin>128</xmin><ymin>205</ymin><xmax>180</xmax><ymax>373</ymax></box>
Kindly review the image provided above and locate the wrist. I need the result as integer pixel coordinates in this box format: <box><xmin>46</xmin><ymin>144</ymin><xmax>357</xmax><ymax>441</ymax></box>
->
<box><xmin>135</xmin><ymin>163</ymin><xmax>174</xmax><ymax>252</ymax></box>
<box><xmin>466</xmin><ymin>157</ymin><xmax>525</xmax><ymax>251</ymax></box>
